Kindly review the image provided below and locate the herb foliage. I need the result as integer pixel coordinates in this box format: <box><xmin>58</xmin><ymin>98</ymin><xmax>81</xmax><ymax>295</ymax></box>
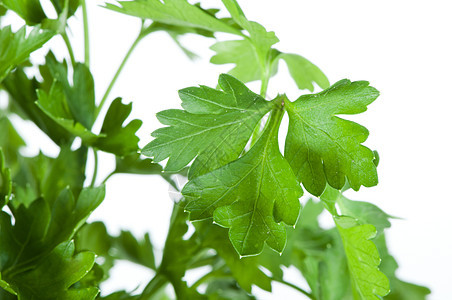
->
<box><xmin>0</xmin><ymin>0</ymin><xmax>430</xmax><ymax>299</ymax></box>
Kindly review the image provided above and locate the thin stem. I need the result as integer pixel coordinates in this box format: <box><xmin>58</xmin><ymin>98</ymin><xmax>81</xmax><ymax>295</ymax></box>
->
<box><xmin>61</xmin><ymin>32</ymin><xmax>76</xmax><ymax>66</ymax></box>
<box><xmin>139</xmin><ymin>272</ymin><xmax>168</xmax><ymax>300</ymax></box>
<box><xmin>90</xmin><ymin>149</ymin><xmax>98</xmax><ymax>187</ymax></box>
<box><xmin>95</xmin><ymin>29</ymin><xmax>145</xmax><ymax>117</ymax></box>
<box><xmin>272</xmin><ymin>278</ymin><xmax>315</xmax><ymax>299</ymax></box>
<box><xmin>191</xmin><ymin>267</ymin><xmax>231</xmax><ymax>290</ymax></box>
<box><xmin>260</xmin><ymin>68</ymin><xmax>270</xmax><ymax>98</ymax></box>
<box><xmin>101</xmin><ymin>171</ymin><xmax>115</xmax><ymax>184</ymax></box>
<box><xmin>81</xmin><ymin>0</ymin><xmax>90</xmax><ymax>67</ymax></box>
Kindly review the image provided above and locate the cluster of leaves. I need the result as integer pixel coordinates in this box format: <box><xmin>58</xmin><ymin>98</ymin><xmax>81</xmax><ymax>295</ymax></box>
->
<box><xmin>0</xmin><ymin>0</ymin><xmax>429</xmax><ymax>299</ymax></box>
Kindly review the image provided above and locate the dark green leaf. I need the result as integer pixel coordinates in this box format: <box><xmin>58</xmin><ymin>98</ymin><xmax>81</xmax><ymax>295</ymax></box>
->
<box><xmin>0</xmin><ymin>149</ymin><xmax>11</xmax><ymax>208</ymax></box>
<box><xmin>156</xmin><ymin>204</ymin><xmax>201</xmax><ymax>298</ymax></box>
<box><xmin>113</xmin><ymin>231</ymin><xmax>156</xmax><ymax>270</ymax></box>
<box><xmin>183</xmin><ymin>108</ymin><xmax>302</xmax><ymax>256</ymax></box>
<box><xmin>50</xmin><ymin>0</ymin><xmax>79</xmax><ymax>18</ymax></box>
<box><xmin>194</xmin><ymin>221</ymin><xmax>272</xmax><ymax>292</ymax></box>
<box><xmin>0</xmin><ymin>0</ymin><xmax>46</xmax><ymax>24</ymax></box>
<box><xmin>13</xmin><ymin>147</ymin><xmax>87</xmax><ymax>206</ymax></box>
<box><xmin>43</xmin><ymin>53</ymin><xmax>96</xmax><ymax>129</ymax></box>
<box><xmin>142</xmin><ymin>74</ymin><xmax>273</xmax><ymax>177</ymax></box>
<box><xmin>9</xmin><ymin>241</ymin><xmax>98</xmax><ymax>299</ymax></box>
<box><xmin>2</xmin><ymin>68</ymin><xmax>73</xmax><ymax>145</ymax></box>
<box><xmin>115</xmin><ymin>154</ymin><xmax>162</xmax><ymax>175</ymax></box>
<box><xmin>93</xmin><ymin>98</ymin><xmax>142</xmax><ymax>156</ymax></box>
<box><xmin>0</xmin><ymin>115</ymin><xmax>25</xmax><ymax>169</ymax></box>
<box><xmin>285</xmin><ymin>79</ymin><xmax>379</xmax><ymax>196</ymax></box>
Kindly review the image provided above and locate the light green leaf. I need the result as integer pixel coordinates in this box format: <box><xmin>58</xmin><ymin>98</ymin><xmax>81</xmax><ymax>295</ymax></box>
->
<box><xmin>285</xmin><ymin>79</ymin><xmax>379</xmax><ymax>196</ymax></box>
<box><xmin>0</xmin><ymin>25</ymin><xmax>53</xmax><ymax>83</ymax></box>
<box><xmin>105</xmin><ymin>0</ymin><xmax>240</xmax><ymax>35</ymax></box>
<box><xmin>183</xmin><ymin>108</ymin><xmax>302</xmax><ymax>256</ymax></box>
<box><xmin>278</xmin><ymin>53</ymin><xmax>329</xmax><ymax>91</ymax></box>
<box><xmin>210</xmin><ymin>40</ymin><xmax>279</xmax><ymax>84</ymax></box>
<box><xmin>210</xmin><ymin>40</ymin><xmax>261</xmax><ymax>83</ymax></box>
<box><xmin>221</xmin><ymin>0</ymin><xmax>278</xmax><ymax>64</ymax></box>
<box><xmin>334</xmin><ymin>216</ymin><xmax>389</xmax><ymax>299</ymax></box>
<box><xmin>142</xmin><ymin>74</ymin><xmax>273</xmax><ymax>177</ymax></box>
<box><xmin>0</xmin><ymin>0</ymin><xmax>46</xmax><ymax>24</ymax></box>
<box><xmin>337</xmin><ymin>195</ymin><xmax>391</xmax><ymax>236</ymax></box>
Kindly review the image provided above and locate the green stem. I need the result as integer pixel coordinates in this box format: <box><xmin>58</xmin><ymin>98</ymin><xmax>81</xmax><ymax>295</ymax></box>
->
<box><xmin>95</xmin><ymin>28</ymin><xmax>147</xmax><ymax>117</ymax></box>
<box><xmin>272</xmin><ymin>277</ymin><xmax>315</xmax><ymax>299</ymax></box>
<box><xmin>191</xmin><ymin>267</ymin><xmax>231</xmax><ymax>290</ymax></box>
<box><xmin>139</xmin><ymin>272</ymin><xmax>168</xmax><ymax>300</ymax></box>
<box><xmin>101</xmin><ymin>171</ymin><xmax>115</xmax><ymax>184</ymax></box>
<box><xmin>90</xmin><ymin>149</ymin><xmax>98</xmax><ymax>187</ymax></box>
<box><xmin>81</xmin><ymin>0</ymin><xmax>90</xmax><ymax>67</ymax></box>
<box><xmin>260</xmin><ymin>68</ymin><xmax>270</xmax><ymax>98</ymax></box>
<box><xmin>61</xmin><ymin>32</ymin><xmax>76</xmax><ymax>66</ymax></box>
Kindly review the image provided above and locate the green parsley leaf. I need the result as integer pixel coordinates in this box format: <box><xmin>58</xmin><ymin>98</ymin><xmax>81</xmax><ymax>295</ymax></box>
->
<box><xmin>13</xmin><ymin>147</ymin><xmax>87</xmax><ymax>206</ymax></box>
<box><xmin>183</xmin><ymin>107</ymin><xmax>302</xmax><ymax>256</ymax></box>
<box><xmin>194</xmin><ymin>221</ymin><xmax>272</xmax><ymax>292</ymax></box>
<box><xmin>0</xmin><ymin>149</ymin><xmax>11</xmax><ymax>208</ymax></box>
<box><xmin>210</xmin><ymin>40</ymin><xmax>279</xmax><ymax>84</ymax></box>
<box><xmin>93</xmin><ymin>98</ymin><xmax>143</xmax><ymax>157</ymax></box>
<box><xmin>0</xmin><ymin>25</ymin><xmax>53</xmax><ymax>83</ymax></box>
<box><xmin>10</xmin><ymin>241</ymin><xmax>98</xmax><ymax>299</ymax></box>
<box><xmin>0</xmin><ymin>115</ymin><xmax>25</xmax><ymax>169</ymax></box>
<box><xmin>114</xmin><ymin>154</ymin><xmax>162</xmax><ymax>175</ymax></box>
<box><xmin>337</xmin><ymin>194</ymin><xmax>392</xmax><ymax>236</ymax></box>
<box><xmin>43</xmin><ymin>52</ymin><xmax>95</xmax><ymax>129</ymax></box>
<box><xmin>278</xmin><ymin>53</ymin><xmax>330</xmax><ymax>92</ymax></box>
<box><xmin>113</xmin><ymin>230</ymin><xmax>156</xmax><ymax>270</ymax></box>
<box><xmin>142</xmin><ymin>74</ymin><xmax>273</xmax><ymax>177</ymax></box>
<box><xmin>37</xmin><ymin>81</ymin><xmax>99</xmax><ymax>143</ymax></box>
<box><xmin>0</xmin><ymin>185</ymin><xmax>105</xmax><ymax>298</ymax></box>
<box><xmin>221</xmin><ymin>0</ymin><xmax>278</xmax><ymax>64</ymax></box>
<box><xmin>105</xmin><ymin>0</ymin><xmax>240</xmax><ymax>35</ymax></box>
<box><xmin>334</xmin><ymin>216</ymin><xmax>390</xmax><ymax>299</ymax></box>
<box><xmin>2</xmin><ymin>67</ymin><xmax>73</xmax><ymax>145</ymax></box>
<box><xmin>285</xmin><ymin>79</ymin><xmax>379</xmax><ymax>196</ymax></box>
<box><xmin>153</xmin><ymin>204</ymin><xmax>201</xmax><ymax>299</ymax></box>
<box><xmin>0</xmin><ymin>0</ymin><xmax>46</xmax><ymax>24</ymax></box>
<box><xmin>37</xmin><ymin>62</ymin><xmax>142</xmax><ymax>156</ymax></box>
<box><xmin>50</xmin><ymin>0</ymin><xmax>79</xmax><ymax>18</ymax></box>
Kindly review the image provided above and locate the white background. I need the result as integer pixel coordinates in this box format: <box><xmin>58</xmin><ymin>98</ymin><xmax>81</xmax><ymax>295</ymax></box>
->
<box><xmin>3</xmin><ymin>0</ymin><xmax>452</xmax><ymax>299</ymax></box>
